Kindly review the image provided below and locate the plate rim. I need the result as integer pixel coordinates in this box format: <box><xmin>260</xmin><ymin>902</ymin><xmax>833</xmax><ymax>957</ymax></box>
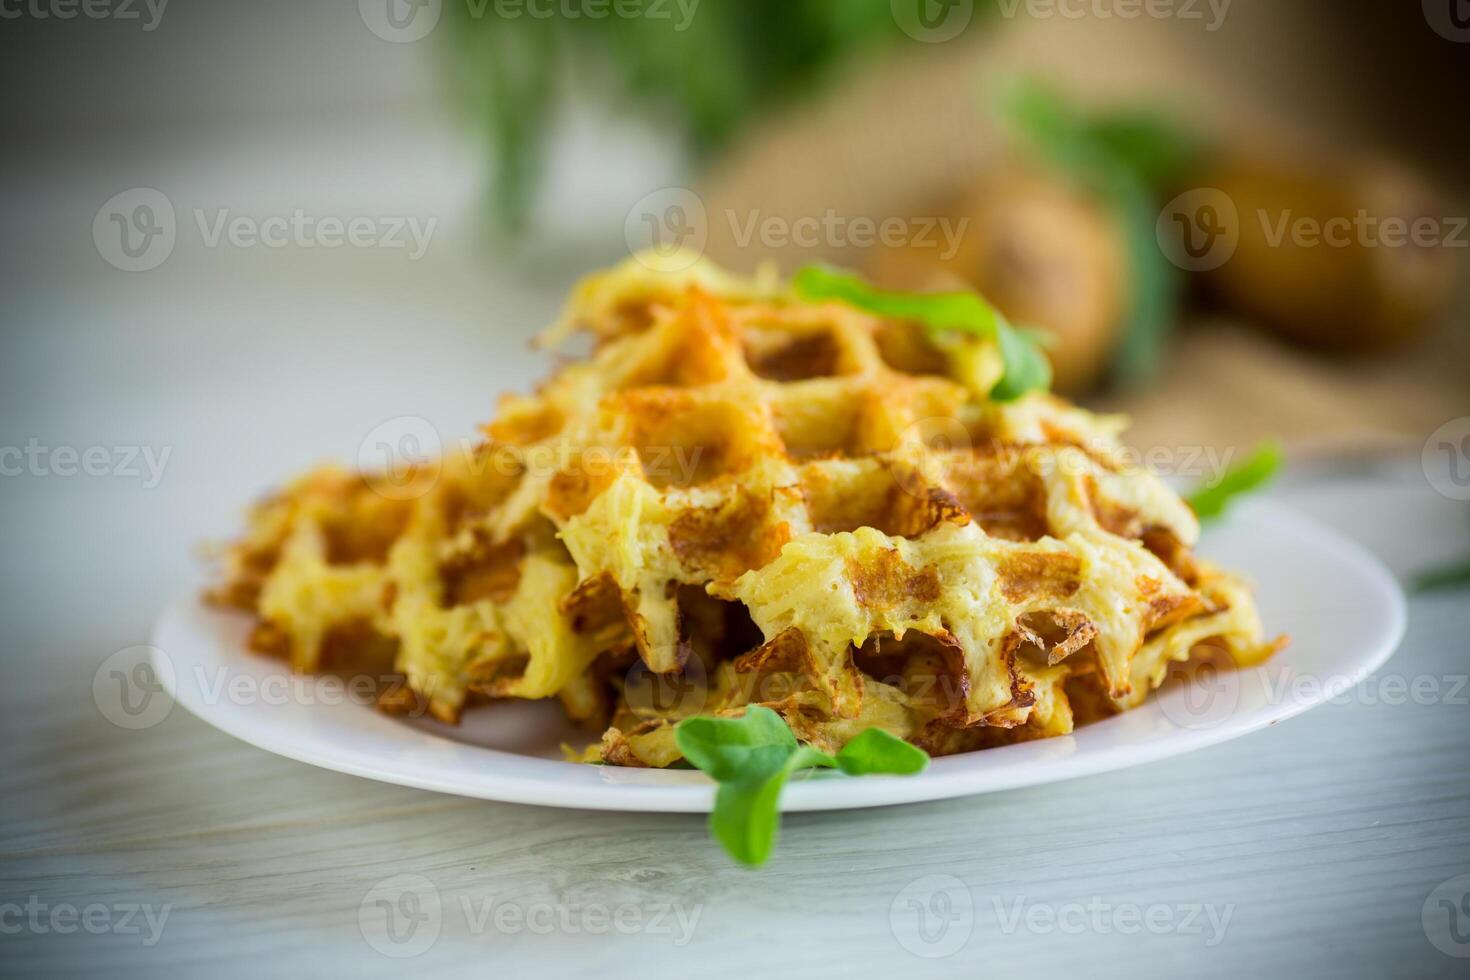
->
<box><xmin>153</xmin><ymin>497</ymin><xmax>1407</xmax><ymax>813</ymax></box>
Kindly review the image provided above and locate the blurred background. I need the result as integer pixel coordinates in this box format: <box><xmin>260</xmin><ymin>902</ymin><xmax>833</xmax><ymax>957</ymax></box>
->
<box><xmin>5</xmin><ymin>0</ymin><xmax>1468</xmax><ymax>460</ymax></box>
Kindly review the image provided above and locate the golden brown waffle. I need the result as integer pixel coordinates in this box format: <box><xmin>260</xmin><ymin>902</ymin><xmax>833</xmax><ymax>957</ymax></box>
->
<box><xmin>209</xmin><ymin>253</ymin><xmax>1282</xmax><ymax>763</ymax></box>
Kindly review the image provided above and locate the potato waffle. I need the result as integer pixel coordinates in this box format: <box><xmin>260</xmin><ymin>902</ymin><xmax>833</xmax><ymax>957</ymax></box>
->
<box><xmin>209</xmin><ymin>252</ymin><xmax>1282</xmax><ymax>765</ymax></box>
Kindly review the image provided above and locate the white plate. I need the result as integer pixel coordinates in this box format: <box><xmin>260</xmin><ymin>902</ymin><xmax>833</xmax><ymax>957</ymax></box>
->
<box><xmin>152</xmin><ymin>498</ymin><xmax>1405</xmax><ymax>813</ymax></box>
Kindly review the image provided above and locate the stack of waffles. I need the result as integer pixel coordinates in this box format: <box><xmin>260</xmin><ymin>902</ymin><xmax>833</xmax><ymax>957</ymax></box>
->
<box><xmin>210</xmin><ymin>254</ymin><xmax>1280</xmax><ymax>765</ymax></box>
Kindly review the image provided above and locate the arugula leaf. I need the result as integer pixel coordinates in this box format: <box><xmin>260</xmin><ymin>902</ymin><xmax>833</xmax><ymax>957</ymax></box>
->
<box><xmin>834</xmin><ymin>728</ymin><xmax>930</xmax><ymax>776</ymax></box>
<box><xmin>990</xmin><ymin>317</ymin><xmax>1054</xmax><ymax>401</ymax></box>
<box><xmin>709</xmin><ymin>746</ymin><xmax>836</xmax><ymax>865</ymax></box>
<box><xmin>675</xmin><ymin>706</ymin><xmax>929</xmax><ymax>867</ymax></box>
<box><xmin>673</xmin><ymin>707</ymin><xmax>803</xmax><ymax>781</ymax></box>
<box><xmin>1411</xmin><ymin>560</ymin><xmax>1470</xmax><ymax>594</ymax></box>
<box><xmin>792</xmin><ymin>265</ymin><xmax>1051</xmax><ymax>401</ymax></box>
<box><xmin>1187</xmin><ymin>441</ymin><xmax>1285</xmax><ymax>522</ymax></box>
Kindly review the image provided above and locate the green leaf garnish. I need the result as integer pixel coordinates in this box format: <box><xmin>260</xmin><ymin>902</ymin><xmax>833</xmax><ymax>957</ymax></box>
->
<box><xmin>709</xmin><ymin>746</ymin><xmax>836</xmax><ymax>865</ymax></box>
<box><xmin>675</xmin><ymin>706</ymin><xmax>929</xmax><ymax>867</ymax></box>
<box><xmin>1411</xmin><ymin>560</ymin><xmax>1470</xmax><ymax>594</ymax></box>
<box><xmin>1187</xmin><ymin>441</ymin><xmax>1285</xmax><ymax>522</ymax></box>
<box><xmin>833</xmin><ymin>727</ymin><xmax>930</xmax><ymax>776</ymax></box>
<box><xmin>792</xmin><ymin>265</ymin><xmax>1051</xmax><ymax>402</ymax></box>
<box><xmin>674</xmin><ymin>706</ymin><xmax>804</xmax><ymax>781</ymax></box>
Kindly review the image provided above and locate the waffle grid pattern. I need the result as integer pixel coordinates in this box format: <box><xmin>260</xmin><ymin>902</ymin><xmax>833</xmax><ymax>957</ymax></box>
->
<box><xmin>210</xmin><ymin>257</ymin><xmax>1279</xmax><ymax>765</ymax></box>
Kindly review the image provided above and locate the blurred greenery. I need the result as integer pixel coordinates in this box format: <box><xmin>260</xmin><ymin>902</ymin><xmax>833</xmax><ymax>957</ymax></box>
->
<box><xmin>998</xmin><ymin>79</ymin><xmax>1206</xmax><ymax>385</ymax></box>
<box><xmin>1186</xmin><ymin>440</ymin><xmax>1284</xmax><ymax>522</ymax></box>
<box><xmin>1412</xmin><ymin>560</ymin><xmax>1470</xmax><ymax>593</ymax></box>
<box><xmin>444</xmin><ymin>0</ymin><xmax>946</xmax><ymax>232</ymax></box>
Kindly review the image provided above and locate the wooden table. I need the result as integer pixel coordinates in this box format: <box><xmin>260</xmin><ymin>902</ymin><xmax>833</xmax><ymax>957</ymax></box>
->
<box><xmin>3</xmin><ymin>240</ymin><xmax>1468</xmax><ymax>977</ymax></box>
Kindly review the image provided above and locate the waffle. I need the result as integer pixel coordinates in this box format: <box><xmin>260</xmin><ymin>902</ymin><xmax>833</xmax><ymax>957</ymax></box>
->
<box><xmin>209</xmin><ymin>252</ymin><xmax>1282</xmax><ymax>764</ymax></box>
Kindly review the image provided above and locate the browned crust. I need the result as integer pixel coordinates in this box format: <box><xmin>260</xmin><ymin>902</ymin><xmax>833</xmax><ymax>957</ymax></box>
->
<box><xmin>997</xmin><ymin>551</ymin><xmax>1082</xmax><ymax>603</ymax></box>
<box><xmin>667</xmin><ymin>492</ymin><xmax>791</xmax><ymax>585</ymax></box>
<box><xmin>442</xmin><ymin>538</ymin><xmax>525</xmax><ymax>606</ymax></box>
<box><xmin>847</xmin><ymin>549</ymin><xmax>942</xmax><ymax>609</ymax></box>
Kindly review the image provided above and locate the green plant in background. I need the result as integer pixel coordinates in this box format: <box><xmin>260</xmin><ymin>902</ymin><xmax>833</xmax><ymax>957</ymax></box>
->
<box><xmin>445</xmin><ymin>0</ymin><xmax>930</xmax><ymax>232</ymax></box>
<box><xmin>997</xmin><ymin>79</ymin><xmax>1208</xmax><ymax>385</ymax></box>
<box><xmin>675</xmin><ymin>706</ymin><xmax>929</xmax><ymax>867</ymax></box>
<box><xmin>1412</xmin><ymin>560</ymin><xmax>1470</xmax><ymax>593</ymax></box>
